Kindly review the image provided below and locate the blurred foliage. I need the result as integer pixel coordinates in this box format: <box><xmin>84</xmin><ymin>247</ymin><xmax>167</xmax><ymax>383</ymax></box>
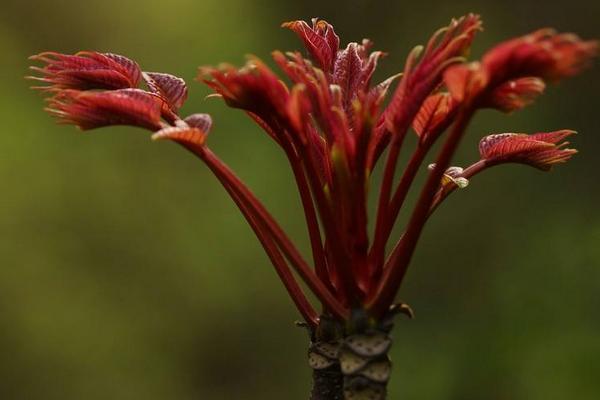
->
<box><xmin>0</xmin><ymin>0</ymin><xmax>599</xmax><ymax>399</ymax></box>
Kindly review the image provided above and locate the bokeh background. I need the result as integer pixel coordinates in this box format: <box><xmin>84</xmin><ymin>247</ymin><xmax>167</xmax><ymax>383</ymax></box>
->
<box><xmin>1</xmin><ymin>0</ymin><xmax>599</xmax><ymax>399</ymax></box>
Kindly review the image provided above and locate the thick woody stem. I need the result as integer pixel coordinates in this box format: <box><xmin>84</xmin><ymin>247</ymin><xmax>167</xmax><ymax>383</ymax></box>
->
<box><xmin>307</xmin><ymin>317</ymin><xmax>345</xmax><ymax>400</ymax></box>
<box><xmin>307</xmin><ymin>312</ymin><xmax>395</xmax><ymax>400</ymax></box>
<box><xmin>311</xmin><ymin>365</ymin><xmax>344</xmax><ymax>400</ymax></box>
<box><xmin>340</xmin><ymin>311</ymin><xmax>393</xmax><ymax>400</ymax></box>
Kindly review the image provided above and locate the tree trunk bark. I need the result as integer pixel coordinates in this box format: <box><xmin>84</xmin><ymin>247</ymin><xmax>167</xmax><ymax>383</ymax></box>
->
<box><xmin>339</xmin><ymin>329</ymin><xmax>391</xmax><ymax>400</ymax></box>
<box><xmin>310</xmin><ymin>364</ymin><xmax>344</xmax><ymax>400</ymax></box>
<box><xmin>306</xmin><ymin>312</ymin><xmax>394</xmax><ymax>400</ymax></box>
<box><xmin>306</xmin><ymin>316</ymin><xmax>345</xmax><ymax>400</ymax></box>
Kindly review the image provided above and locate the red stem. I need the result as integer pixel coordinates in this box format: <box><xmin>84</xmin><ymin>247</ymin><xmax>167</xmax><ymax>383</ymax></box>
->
<box><xmin>197</xmin><ymin>146</ymin><xmax>348</xmax><ymax>320</ymax></box>
<box><xmin>297</xmin><ymin>141</ymin><xmax>360</xmax><ymax>305</ymax></box>
<box><xmin>287</xmin><ymin>150</ymin><xmax>330</xmax><ymax>286</ymax></box>
<box><xmin>250</xmin><ymin>114</ymin><xmax>329</xmax><ymax>292</ymax></box>
<box><xmin>259</xmin><ymin>112</ymin><xmax>358</xmax><ymax>304</ymax></box>
<box><xmin>370</xmin><ymin>127</ymin><xmax>409</xmax><ymax>276</ymax></box>
<box><xmin>368</xmin><ymin>108</ymin><xmax>474</xmax><ymax>316</ymax></box>
<box><xmin>219</xmin><ymin>174</ymin><xmax>320</xmax><ymax>325</ymax></box>
<box><xmin>369</xmin><ymin>63</ymin><xmax>446</xmax><ymax>279</ymax></box>
<box><xmin>381</xmin><ymin>159</ymin><xmax>486</xmax><ymax>273</ymax></box>
<box><xmin>371</xmin><ymin>116</ymin><xmax>457</xmax><ymax>283</ymax></box>
<box><xmin>369</xmin><ymin>140</ymin><xmax>424</xmax><ymax>283</ymax></box>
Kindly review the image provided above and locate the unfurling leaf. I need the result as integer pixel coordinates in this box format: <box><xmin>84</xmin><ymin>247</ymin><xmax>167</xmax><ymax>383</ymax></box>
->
<box><xmin>479</xmin><ymin>130</ymin><xmax>577</xmax><ymax>170</ymax></box>
<box><xmin>282</xmin><ymin>18</ymin><xmax>340</xmax><ymax>72</ymax></box>
<box><xmin>482</xmin><ymin>29</ymin><xmax>598</xmax><ymax>83</ymax></box>
<box><xmin>444</xmin><ymin>30</ymin><xmax>598</xmax><ymax>106</ymax></box>
<box><xmin>412</xmin><ymin>92</ymin><xmax>456</xmax><ymax>140</ymax></box>
<box><xmin>484</xmin><ymin>77</ymin><xmax>545</xmax><ymax>112</ymax></box>
<box><xmin>184</xmin><ymin>113</ymin><xmax>213</xmax><ymax>132</ymax></box>
<box><xmin>46</xmin><ymin>88</ymin><xmax>164</xmax><ymax>131</ymax></box>
<box><xmin>143</xmin><ymin>72</ymin><xmax>188</xmax><ymax>112</ymax></box>
<box><xmin>28</xmin><ymin>51</ymin><xmax>141</xmax><ymax>90</ymax></box>
<box><xmin>152</xmin><ymin>126</ymin><xmax>208</xmax><ymax>150</ymax></box>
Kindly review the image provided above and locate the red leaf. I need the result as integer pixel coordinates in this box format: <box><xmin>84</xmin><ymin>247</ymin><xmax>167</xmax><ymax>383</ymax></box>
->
<box><xmin>152</xmin><ymin>126</ymin><xmax>208</xmax><ymax>150</ymax></box>
<box><xmin>272</xmin><ymin>51</ymin><xmax>318</xmax><ymax>85</ymax></box>
<box><xmin>478</xmin><ymin>130</ymin><xmax>577</xmax><ymax>170</ymax></box>
<box><xmin>482</xmin><ymin>29</ymin><xmax>598</xmax><ymax>84</ymax></box>
<box><xmin>529</xmin><ymin>130</ymin><xmax>576</xmax><ymax>144</ymax></box>
<box><xmin>366</xmin><ymin>74</ymin><xmax>400</xmax><ymax>108</ymax></box>
<box><xmin>184</xmin><ymin>113</ymin><xmax>213</xmax><ymax>132</ymax></box>
<box><xmin>385</xmin><ymin>14</ymin><xmax>482</xmax><ymax>131</ymax></box>
<box><xmin>443</xmin><ymin>62</ymin><xmax>487</xmax><ymax>103</ymax></box>
<box><xmin>443</xmin><ymin>31</ymin><xmax>596</xmax><ymax>108</ymax></box>
<box><xmin>46</xmin><ymin>88</ymin><xmax>163</xmax><ymax>131</ymax></box>
<box><xmin>485</xmin><ymin>77</ymin><xmax>545</xmax><ymax>112</ymax></box>
<box><xmin>359</xmin><ymin>47</ymin><xmax>385</xmax><ymax>90</ymax></box>
<box><xmin>282</xmin><ymin>19</ymin><xmax>339</xmax><ymax>72</ymax></box>
<box><xmin>333</xmin><ymin>42</ymin><xmax>363</xmax><ymax>108</ymax></box>
<box><xmin>479</xmin><ymin>133</ymin><xmax>551</xmax><ymax>159</ymax></box>
<box><xmin>286</xmin><ymin>84</ymin><xmax>312</xmax><ymax>135</ymax></box>
<box><xmin>143</xmin><ymin>72</ymin><xmax>188</xmax><ymax>111</ymax></box>
<box><xmin>200</xmin><ymin>58</ymin><xmax>289</xmax><ymax>117</ymax></box>
<box><xmin>28</xmin><ymin>51</ymin><xmax>141</xmax><ymax>90</ymax></box>
<box><xmin>103</xmin><ymin>53</ymin><xmax>142</xmax><ymax>86</ymax></box>
<box><xmin>412</xmin><ymin>92</ymin><xmax>456</xmax><ymax>139</ymax></box>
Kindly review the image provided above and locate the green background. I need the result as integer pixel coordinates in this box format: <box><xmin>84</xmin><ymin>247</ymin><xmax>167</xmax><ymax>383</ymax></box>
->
<box><xmin>1</xmin><ymin>0</ymin><xmax>598</xmax><ymax>399</ymax></box>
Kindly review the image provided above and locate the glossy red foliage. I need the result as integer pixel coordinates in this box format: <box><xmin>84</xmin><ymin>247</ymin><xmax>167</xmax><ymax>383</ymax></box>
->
<box><xmin>282</xmin><ymin>18</ymin><xmax>340</xmax><ymax>72</ymax></box>
<box><xmin>143</xmin><ymin>72</ymin><xmax>188</xmax><ymax>112</ymax></box>
<box><xmin>30</xmin><ymin>16</ymin><xmax>596</xmax><ymax>325</ymax></box>
<box><xmin>479</xmin><ymin>130</ymin><xmax>577</xmax><ymax>170</ymax></box>
<box><xmin>46</xmin><ymin>89</ymin><xmax>164</xmax><ymax>130</ymax></box>
<box><xmin>484</xmin><ymin>77</ymin><xmax>546</xmax><ymax>112</ymax></box>
<box><xmin>412</xmin><ymin>92</ymin><xmax>457</xmax><ymax>140</ymax></box>
<box><xmin>444</xmin><ymin>29</ymin><xmax>598</xmax><ymax>105</ymax></box>
<box><xmin>29</xmin><ymin>51</ymin><xmax>141</xmax><ymax>90</ymax></box>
